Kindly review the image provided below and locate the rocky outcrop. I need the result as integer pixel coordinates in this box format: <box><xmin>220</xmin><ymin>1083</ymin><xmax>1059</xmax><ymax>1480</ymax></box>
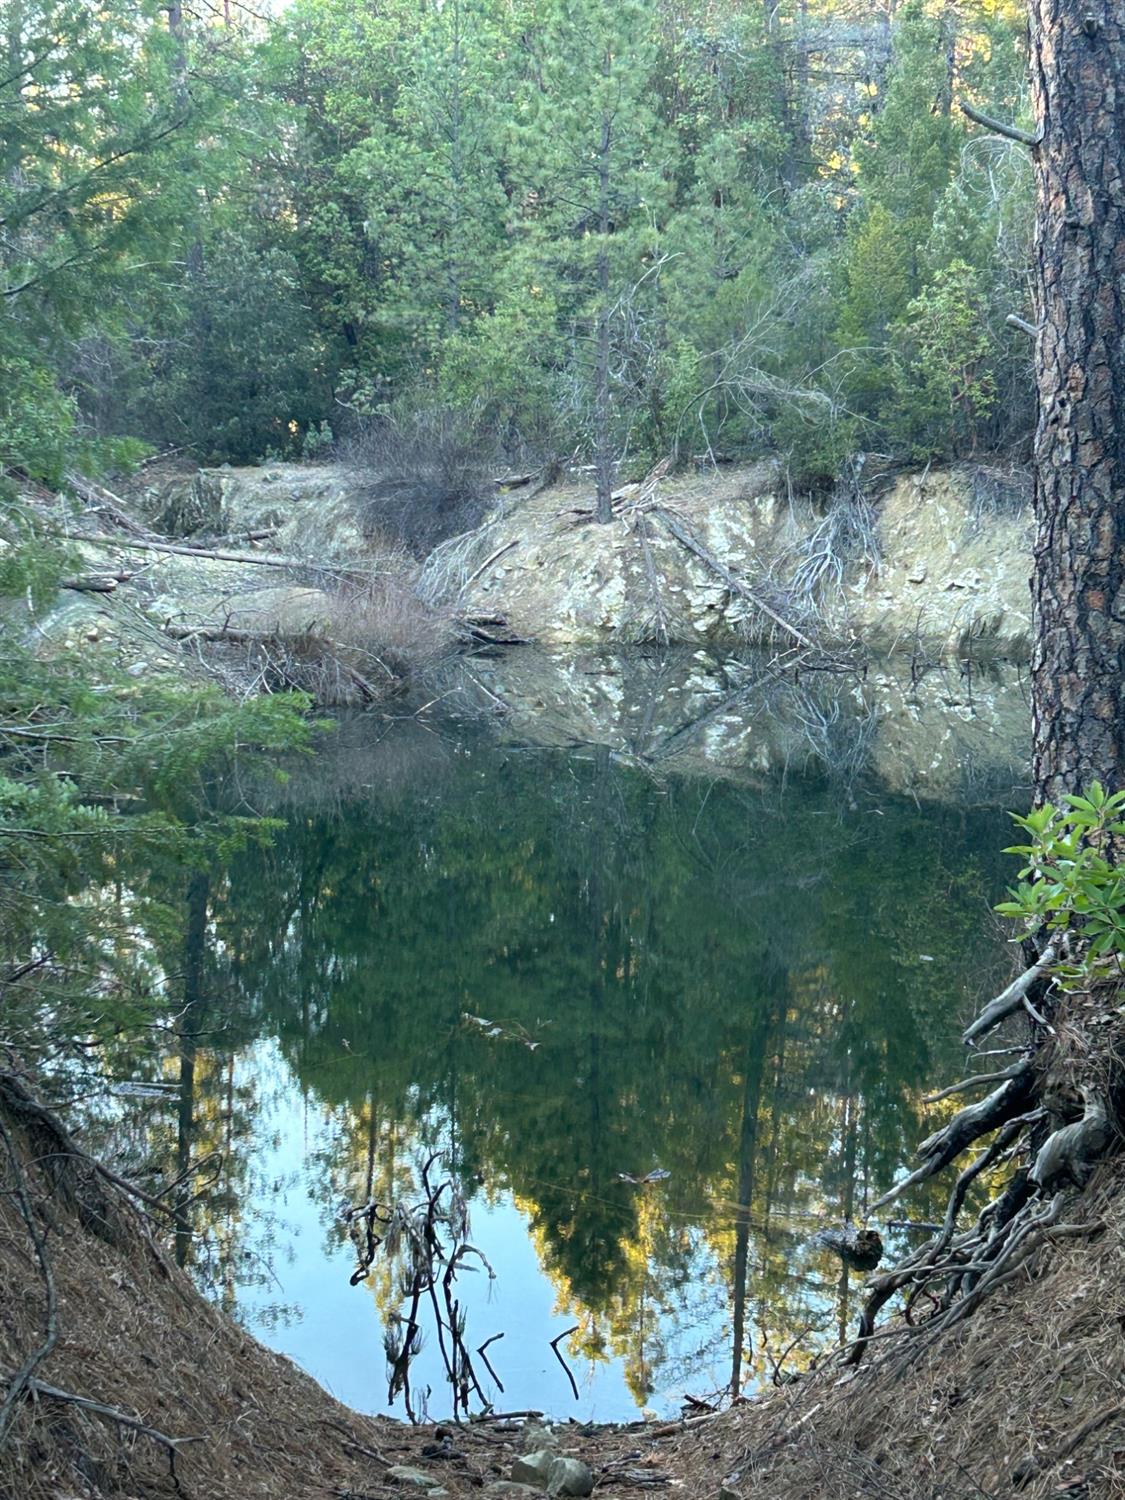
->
<box><xmin>125</xmin><ymin>459</ymin><xmax>1032</xmax><ymax>658</ymax></box>
<box><xmin>453</xmin><ymin>463</ymin><xmax>1032</xmax><ymax>657</ymax></box>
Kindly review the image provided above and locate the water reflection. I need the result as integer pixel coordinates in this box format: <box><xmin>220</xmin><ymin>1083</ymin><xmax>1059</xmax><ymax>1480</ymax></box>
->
<box><xmin>96</xmin><ymin>653</ymin><xmax>1027</xmax><ymax>1420</ymax></box>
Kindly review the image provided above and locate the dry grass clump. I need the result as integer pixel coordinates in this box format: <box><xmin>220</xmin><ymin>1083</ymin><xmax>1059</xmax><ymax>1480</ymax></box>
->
<box><xmin>339</xmin><ymin>409</ymin><xmax>495</xmax><ymax>557</ymax></box>
<box><xmin>319</xmin><ymin>572</ymin><xmax>457</xmax><ymax>678</ymax></box>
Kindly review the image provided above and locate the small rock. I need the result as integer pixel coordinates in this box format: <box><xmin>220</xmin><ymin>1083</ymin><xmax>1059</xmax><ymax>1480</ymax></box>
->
<box><xmin>521</xmin><ymin>1423</ymin><xmax>560</xmax><ymax>1451</ymax></box>
<box><xmin>484</xmin><ymin>1485</ymin><xmax>545</xmax><ymax>1498</ymax></box>
<box><xmin>511</xmin><ymin>1451</ymin><xmax>556</xmax><ymax>1488</ymax></box>
<box><xmin>906</xmin><ymin>567</ymin><xmax>927</xmax><ymax>584</ymax></box>
<box><xmin>546</xmin><ymin>1457</ymin><xmax>594</xmax><ymax>1498</ymax></box>
<box><xmin>389</xmin><ymin>1467</ymin><xmax>438</xmax><ymax>1488</ymax></box>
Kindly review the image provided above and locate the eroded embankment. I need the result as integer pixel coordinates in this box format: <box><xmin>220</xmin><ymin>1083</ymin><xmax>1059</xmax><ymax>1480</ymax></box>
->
<box><xmin>20</xmin><ymin>460</ymin><xmax>1033</xmax><ymax>705</ymax></box>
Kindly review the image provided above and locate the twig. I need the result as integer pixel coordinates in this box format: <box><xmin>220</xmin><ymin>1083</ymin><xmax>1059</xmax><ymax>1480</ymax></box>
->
<box><xmin>0</xmin><ymin>1370</ymin><xmax>196</xmax><ymax>1465</ymax></box>
<box><xmin>549</xmin><ymin>1326</ymin><xmax>580</xmax><ymax>1402</ymax></box>
<box><xmin>476</xmin><ymin>1334</ymin><xmax>505</xmax><ymax>1393</ymax></box>
<box><xmin>459</xmin><ymin>539</ymin><xmax>520</xmax><ymax>596</ymax></box>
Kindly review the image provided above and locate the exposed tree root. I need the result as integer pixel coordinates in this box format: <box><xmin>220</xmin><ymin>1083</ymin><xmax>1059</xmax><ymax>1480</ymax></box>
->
<box><xmin>847</xmin><ymin>946</ymin><xmax>1123</xmax><ymax>1374</ymax></box>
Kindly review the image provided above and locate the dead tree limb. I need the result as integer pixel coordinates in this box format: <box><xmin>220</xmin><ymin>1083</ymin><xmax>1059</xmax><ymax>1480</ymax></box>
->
<box><xmin>68</xmin><ymin>531</ymin><xmax>360</xmax><ymax>576</ymax></box>
<box><xmin>549</xmin><ymin>1327</ymin><xmax>580</xmax><ymax>1402</ymax></box>
<box><xmin>959</xmin><ymin>99</ymin><xmax>1037</xmax><ymax>145</ymax></box>
<box><xmin>653</xmin><ymin>507</ymin><xmax>815</xmax><ymax>651</ymax></box>
<box><xmin>1006</xmin><ymin>313</ymin><xmax>1037</xmax><ymax>336</ymax></box>
<box><xmin>0</xmin><ymin>1370</ymin><xmax>196</xmax><ymax>1462</ymax></box>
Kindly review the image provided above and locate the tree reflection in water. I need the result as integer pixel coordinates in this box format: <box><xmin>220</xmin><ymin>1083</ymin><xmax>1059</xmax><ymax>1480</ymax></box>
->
<box><xmin>95</xmin><ymin>700</ymin><xmax>1022</xmax><ymax>1419</ymax></box>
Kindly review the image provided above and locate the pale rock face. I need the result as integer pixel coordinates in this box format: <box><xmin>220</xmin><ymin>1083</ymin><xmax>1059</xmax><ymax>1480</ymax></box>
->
<box><xmin>456</xmin><ymin>463</ymin><xmax>1031</xmax><ymax>658</ymax></box>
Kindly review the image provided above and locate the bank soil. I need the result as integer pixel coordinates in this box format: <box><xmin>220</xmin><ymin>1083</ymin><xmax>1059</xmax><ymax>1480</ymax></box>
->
<box><xmin>2</xmin><ymin>1044</ymin><xmax>1124</xmax><ymax>1500</ymax></box>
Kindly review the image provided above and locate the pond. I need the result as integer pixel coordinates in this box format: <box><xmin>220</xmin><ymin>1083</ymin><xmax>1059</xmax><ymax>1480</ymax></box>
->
<box><xmin>93</xmin><ymin>651</ymin><xmax>1030</xmax><ymax>1424</ymax></box>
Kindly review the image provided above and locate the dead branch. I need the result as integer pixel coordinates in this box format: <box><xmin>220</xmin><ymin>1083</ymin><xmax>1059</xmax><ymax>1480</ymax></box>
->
<box><xmin>549</xmin><ymin>1326</ymin><xmax>580</xmax><ymax>1402</ymax></box>
<box><xmin>459</xmin><ymin>539</ymin><xmax>520</xmax><ymax>595</ymax></box>
<box><xmin>476</xmin><ymin>1333</ymin><xmax>505</xmax><ymax>1392</ymax></box>
<box><xmin>959</xmin><ymin>99</ymin><xmax>1037</xmax><ymax>146</ymax></box>
<box><xmin>68</xmin><ymin>530</ymin><xmax>361</xmax><ymax>576</ymax></box>
<box><xmin>64</xmin><ymin>472</ymin><xmax>156</xmax><ymax>538</ymax></box>
<box><xmin>653</xmin><ymin>506</ymin><xmax>815</xmax><ymax>650</ymax></box>
<box><xmin>1006</xmin><ymin>313</ymin><xmax>1036</xmax><ymax>336</ymax></box>
<box><xmin>0</xmin><ymin>1369</ymin><xmax>196</xmax><ymax>1462</ymax></box>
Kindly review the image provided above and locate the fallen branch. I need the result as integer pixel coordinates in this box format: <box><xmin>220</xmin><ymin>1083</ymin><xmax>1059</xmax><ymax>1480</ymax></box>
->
<box><xmin>459</xmin><ymin>539</ymin><xmax>520</xmax><ymax>595</ymax></box>
<box><xmin>64</xmin><ymin>472</ymin><xmax>155</xmax><ymax>538</ymax></box>
<box><xmin>653</xmin><ymin>507</ymin><xmax>815</xmax><ymax>650</ymax></box>
<box><xmin>68</xmin><ymin>530</ymin><xmax>360</xmax><ymax>576</ymax></box>
<box><xmin>476</xmin><ymin>1333</ymin><xmax>505</xmax><ymax>1393</ymax></box>
<box><xmin>0</xmin><ymin>1369</ymin><xmax>196</xmax><ymax>1464</ymax></box>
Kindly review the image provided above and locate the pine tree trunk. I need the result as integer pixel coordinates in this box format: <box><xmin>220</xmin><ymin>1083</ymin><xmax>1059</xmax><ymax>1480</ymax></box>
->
<box><xmin>1029</xmin><ymin>0</ymin><xmax>1125</xmax><ymax>802</ymax></box>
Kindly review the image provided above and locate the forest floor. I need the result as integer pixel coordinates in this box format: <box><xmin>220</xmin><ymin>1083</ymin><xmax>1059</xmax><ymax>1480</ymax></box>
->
<box><xmin>2</xmin><ymin>1065</ymin><xmax>1124</xmax><ymax>1500</ymax></box>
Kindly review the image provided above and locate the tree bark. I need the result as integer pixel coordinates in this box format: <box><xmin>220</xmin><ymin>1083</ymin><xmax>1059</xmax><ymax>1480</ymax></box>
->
<box><xmin>1029</xmin><ymin>1</ymin><xmax>1125</xmax><ymax>801</ymax></box>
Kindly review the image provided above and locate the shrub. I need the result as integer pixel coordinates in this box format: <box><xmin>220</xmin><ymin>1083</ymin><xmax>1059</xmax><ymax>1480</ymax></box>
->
<box><xmin>337</xmin><ymin>408</ymin><xmax>495</xmax><ymax>557</ymax></box>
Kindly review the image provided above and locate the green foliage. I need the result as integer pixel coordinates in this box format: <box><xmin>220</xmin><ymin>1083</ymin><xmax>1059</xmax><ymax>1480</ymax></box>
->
<box><xmin>996</xmin><ymin>783</ymin><xmax>1125</xmax><ymax>963</ymax></box>
<box><xmin>0</xmin><ymin>0</ymin><xmax>1036</xmax><ymax>491</ymax></box>
<box><xmin>123</xmin><ymin>234</ymin><xmax>335</xmax><ymax>463</ymax></box>
<box><xmin>891</xmin><ymin>260</ymin><xmax>997</xmax><ymax>459</ymax></box>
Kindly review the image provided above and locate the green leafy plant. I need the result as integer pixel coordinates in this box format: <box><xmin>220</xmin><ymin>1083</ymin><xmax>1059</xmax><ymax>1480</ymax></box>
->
<box><xmin>996</xmin><ymin>782</ymin><xmax>1125</xmax><ymax>962</ymax></box>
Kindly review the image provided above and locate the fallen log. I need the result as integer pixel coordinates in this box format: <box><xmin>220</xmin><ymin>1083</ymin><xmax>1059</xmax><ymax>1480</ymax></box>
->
<box><xmin>73</xmin><ymin>531</ymin><xmax>359</xmax><ymax>574</ymax></box>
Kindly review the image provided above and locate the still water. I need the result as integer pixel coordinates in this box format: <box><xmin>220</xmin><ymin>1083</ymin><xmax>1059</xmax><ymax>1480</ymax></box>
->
<box><xmin>101</xmin><ymin>652</ymin><xmax>1029</xmax><ymax>1423</ymax></box>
